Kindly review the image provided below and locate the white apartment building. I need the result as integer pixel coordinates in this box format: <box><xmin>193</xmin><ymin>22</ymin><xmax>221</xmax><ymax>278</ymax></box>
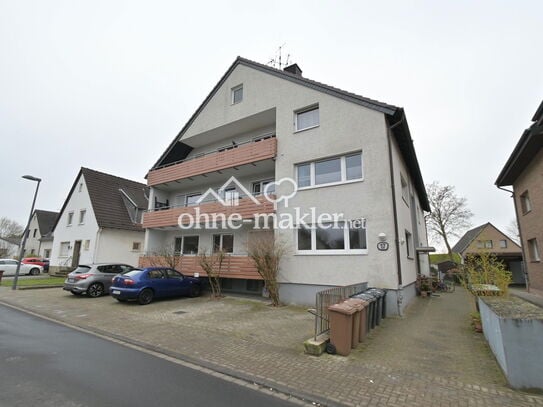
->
<box><xmin>142</xmin><ymin>57</ymin><xmax>430</xmax><ymax>314</ymax></box>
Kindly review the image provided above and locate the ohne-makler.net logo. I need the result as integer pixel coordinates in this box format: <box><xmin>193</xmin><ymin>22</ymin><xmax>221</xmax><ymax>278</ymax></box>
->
<box><xmin>177</xmin><ymin>176</ymin><xmax>365</xmax><ymax>231</ymax></box>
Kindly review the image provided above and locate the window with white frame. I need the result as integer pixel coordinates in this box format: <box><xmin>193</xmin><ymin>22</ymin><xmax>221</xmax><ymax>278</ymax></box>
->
<box><xmin>528</xmin><ymin>238</ymin><xmax>540</xmax><ymax>262</ymax></box>
<box><xmin>520</xmin><ymin>191</ymin><xmax>532</xmax><ymax>214</ymax></box>
<box><xmin>79</xmin><ymin>209</ymin><xmax>86</xmax><ymax>224</ymax></box>
<box><xmin>484</xmin><ymin>240</ymin><xmax>493</xmax><ymax>249</ymax></box>
<box><xmin>252</xmin><ymin>179</ymin><xmax>275</xmax><ymax>196</ymax></box>
<box><xmin>231</xmin><ymin>84</ymin><xmax>243</xmax><ymax>104</ymax></box>
<box><xmin>60</xmin><ymin>242</ymin><xmax>70</xmax><ymax>257</ymax></box>
<box><xmin>174</xmin><ymin>236</ymin><xmax>199</xmax><ymax>255</ymax></box>
<box><xmin>296</xmin><ymin>152</ymin><xmax>363</xmax><ymax>189</ymax></box>
<box><xmin>405</xmin><ymin>230</ymin><xmax>413</xmax><ymax>258</ymax></box>
<box><xmin>213</xmin><ymin>234</ymin><xmax>234</xmax><ymax>253</ymax></box>
<box><xmin>295</xmin><ymin>105</ymin><xmax>319</xmax><ymax>131</ymax></box>
<box><xmin>500</xmin><ymin>239</ymin><xmax>508</xmax><ymax>248</ymax></box>
<box><xmin>476</xmin><ymin>240</ymin><xmax>484</xmax><ymax>249</ymax></box>
<box><xmin>296</xmin><ymin>221</ymin><xmax>367</xmax><ymax>254</ymax></box>
<box><xmin>400</xmin><ymin>174</ymin><xmax>409</xmax><ymax>205</ymax></box>
<box><xmin>67</xmin><ymin>212</ymin><xmax>74</xmax><ymax>226</ymax></box>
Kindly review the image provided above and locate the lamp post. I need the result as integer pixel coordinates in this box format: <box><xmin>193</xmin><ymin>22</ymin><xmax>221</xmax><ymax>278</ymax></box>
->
<box><xmin>12</xmin><ymin>175</ymin><xmax>41</xmax><ymax>290</ymax></box>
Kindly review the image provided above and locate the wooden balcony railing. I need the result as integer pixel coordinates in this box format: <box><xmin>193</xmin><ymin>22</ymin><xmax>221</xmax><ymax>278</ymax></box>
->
<box><xmin>142</xmin><ymin>195</ymin><xmax>274</xmax><ymax>229</ymax></box>
<box><xmin>147</xmin><ymin>137</ymin><xmax>277</xmax><ymax>186</ymax></box>
<box><xmin>138</xmin><ymin>254</ymin><xmax>262</xmax><ymax>280</ymax></box>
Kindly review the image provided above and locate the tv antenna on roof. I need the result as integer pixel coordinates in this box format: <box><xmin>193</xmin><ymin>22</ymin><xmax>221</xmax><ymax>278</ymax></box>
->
<box><xmin>268</xmin><ymin>44</ymin><xmax>291</xmax><ymax>69</ymax></box>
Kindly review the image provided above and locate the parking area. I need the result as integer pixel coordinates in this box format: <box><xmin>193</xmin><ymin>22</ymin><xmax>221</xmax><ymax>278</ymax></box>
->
<box><xmin>1</xmin><ymin>286</ymin><xmax>542</xmax><ymax>406</ymax></box>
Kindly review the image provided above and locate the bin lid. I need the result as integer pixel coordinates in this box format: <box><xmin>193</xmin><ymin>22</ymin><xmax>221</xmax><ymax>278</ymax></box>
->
<box><xmin>352</xmin><ymin>293</ymin><xmax>375</xmax><ymax>302</ymax></box>
<box><xmin>364</xmin><ymin>290</ymin><xmax>383</xmax><ymax>298</ymax></box>
<box><xmin>344</xmin><ymin>298</ymin><xmax>366</xmax><ymax>310</ymax></box>
<box><xmin>368</xmin><ymin>288</ymin><xmax>386</xmax><ymax>295</ymax></box>
<box><xmin>328</xmin><ymin>301</ymin><xmax>357</xmax><ymax>315</ymax></box>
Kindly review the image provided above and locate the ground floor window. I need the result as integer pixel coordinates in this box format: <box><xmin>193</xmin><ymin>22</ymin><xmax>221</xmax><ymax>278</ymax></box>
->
<box><xmin>174</xmin><ymin>236</ymin><xmax>200</xmax><ymax>255</ymax></box>
<box><xmin>59</xmin><ymin>242</ymin><xmax>70</xmax><ymax>257</ymax></box>
<box><xmin>213</xmin><ymin>234</ymin><xmax>234</xmax><ymax>253</ymax></box>
<box><xmin>296</xmin><ymin>221</ymin><xmax>367</xmax><ymax>254</ymax></box>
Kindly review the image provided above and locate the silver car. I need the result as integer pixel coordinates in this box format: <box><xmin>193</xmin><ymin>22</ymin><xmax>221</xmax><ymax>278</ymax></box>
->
<box><xmin>63</xmin><ymin>263</ymin><xmax>135</xmax><ymax>297</ymax></box>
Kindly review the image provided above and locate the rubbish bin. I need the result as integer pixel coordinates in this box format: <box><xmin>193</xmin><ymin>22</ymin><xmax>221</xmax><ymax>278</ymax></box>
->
<box><xmin>348</xmin><ymin>297</ymin><xmax>368</xmax><ymax>342</ymax></box>
<box><xmin>352</xmin><ymin>293</ymin><xmax>375</xmax><ymax>333</ymax></box>
<box><xmin>365</xmin><ymin>289</ymin><xmax>384</xmax><ymax>326</ymax></box>
<box><xmin>344</xmin><ymin>298</ymin><xmax>365</xmax><ymax>348</ymax></box>
<box><xmin>367</xmin><ymin>288</ymin><xmax>387</xmax><ymax>319</ymax></box>
<box><xmin>328</xmin><ymin>301</ymin><xmax>356</xmax><ymax>356</ymax></box>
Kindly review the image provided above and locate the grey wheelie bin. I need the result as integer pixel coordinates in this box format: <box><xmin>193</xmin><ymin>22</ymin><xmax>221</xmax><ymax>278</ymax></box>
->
<box><xmin>352</xmin><ymin>293</ymin><xmax>376</xmax><ymax>332</ymax></box>
<box><xmin>365</xmin><ymin>288</ymin><xmax>385</xmax><ymax>325</ymax></box>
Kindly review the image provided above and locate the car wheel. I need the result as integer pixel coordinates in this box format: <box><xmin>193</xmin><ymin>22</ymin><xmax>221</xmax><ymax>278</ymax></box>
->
<box><xmin>30</xmin><ymin>268</ymin><xmax>40</xmax><ymax>276</ymax></box>
<box><xmin>87</xmin><ymin>283</ymin><xmax>104</xmax><ymax>298</ymax></box>
<box><xmin>189</xmin><ymin>284</ymin><xmax>201</xmax><ymax>298</ymax></box>
<box><xmin>138</xmin><ymin>288</ymin><xmax>154</xmax><ymax>305</ymax></box>
<box><xmin>71</xmin><ymin>291</ymin><xmax>83</xmax><ymax>296</ymax></box>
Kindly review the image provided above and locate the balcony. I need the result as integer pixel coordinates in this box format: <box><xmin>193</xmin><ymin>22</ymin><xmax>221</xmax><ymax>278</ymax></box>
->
<box><xmin>143</xmin><ymin>194</ymin><xmax>274</xmax><ymax>229</ymax></box>
<box><xmin>147</xmin><ymin>136</ymin><xmax>277</xmax><ymax>186</ymax></box>
<box><xmin>138</xmin><ymin>254</ymin><xmax>262</xmax><ymax>280</ymax></box>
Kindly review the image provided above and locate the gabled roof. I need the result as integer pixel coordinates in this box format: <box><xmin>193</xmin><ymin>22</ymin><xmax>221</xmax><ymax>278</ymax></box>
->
<box><xmin>149</xmin><ymin>56</ymin><xmax>430</xmax><ymax>211</ymax></box>
<box><xmin>496</xmin><ymin>100</ymin><xmax>543</xmax><ymax>186</ymax></box>
<box><xmin>452</xmin><ymin>223</ymin><xmax>488</xmax><ymax>254</ymax></box>
<box><xmin>34</xmin><ymin>209</ymin><xmax>59</xmax><ymax>236</ymax></box>
<box><xmin>452</xmin><ymin>222</ymin><xmax>522</xmax><ymax>254</ymax></box>
<box><xmin>0</xmin><ymin>236</ymin><xmax>21</xmax><ymax>246</ymax></box>
<box><xmin>53</xmin><ymin>168</ymin><xmax>149</xmax><ymax>232</ymax></box>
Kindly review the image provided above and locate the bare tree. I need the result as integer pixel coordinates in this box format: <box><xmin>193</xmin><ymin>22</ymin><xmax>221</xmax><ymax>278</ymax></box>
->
<box><xmin>506</xmin><ymin>219</ymin><xmax>521</xmax><ymax>245</ymax></box>
<box><xmin>425</xmin><ymin>181</ymin><xmax>473</xmax><ymax>261</ymax></box>
<box><xmin>149</xmin><ymin>243</ymin><xmax>183</xmax><ymax>270</ymax></box>
<box><xmin>0</xmin><ymin>217</ymin><xmax>23</xmax><ymax>238</ymax></box>
<box><xmin>247</xmin><ymin>234</ymin><xmax>287</xmax><ymax>307</ymax></box>
<box><xmin>199</xmin><ymin>249</ymin><xmax>225</xmax><ymax>299</ymax></box>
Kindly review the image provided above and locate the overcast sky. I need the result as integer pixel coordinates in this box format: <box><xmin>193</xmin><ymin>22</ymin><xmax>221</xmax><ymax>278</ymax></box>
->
<box><xmin>1</xmin><ymin>0</ymin><xmax>541</xmax><ymax>249</ymax></box>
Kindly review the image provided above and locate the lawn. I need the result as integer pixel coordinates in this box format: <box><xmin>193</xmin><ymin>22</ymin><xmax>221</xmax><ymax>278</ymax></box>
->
<box><xmin>0</xmin><ymin>277</ymin><xmax>65</xmax><ymax>287</ymax></box>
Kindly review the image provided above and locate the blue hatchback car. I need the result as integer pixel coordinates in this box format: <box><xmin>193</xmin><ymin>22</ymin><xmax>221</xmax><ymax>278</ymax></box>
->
<box><xmin>109</xmin><ymin>267</ymin><xmax>201</xmax><ymax>305</ymax></box>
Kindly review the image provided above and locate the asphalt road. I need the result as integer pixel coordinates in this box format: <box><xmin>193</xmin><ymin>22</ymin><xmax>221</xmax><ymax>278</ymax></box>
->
<box><xmin>0</xmin><ymin>305</ymin><xmax>298</xmax><ymax>407</ymax></box>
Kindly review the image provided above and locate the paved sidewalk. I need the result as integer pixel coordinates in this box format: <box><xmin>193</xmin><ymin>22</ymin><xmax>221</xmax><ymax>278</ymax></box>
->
<box><xmin>1</xmin><ymin>286</ymin><xmax>542</xmax><ymax>406</ymax></box>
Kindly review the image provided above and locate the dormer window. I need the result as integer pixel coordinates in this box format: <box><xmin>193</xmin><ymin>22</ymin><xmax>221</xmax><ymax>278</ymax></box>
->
<box><xmin>231</xmin><ymin>85</ymin><xmax>243</xmax><ymax>104</ymax></box>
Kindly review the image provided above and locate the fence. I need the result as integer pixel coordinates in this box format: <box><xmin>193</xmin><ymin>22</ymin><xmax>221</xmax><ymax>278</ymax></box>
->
<box><xmin>309</xmin><ymin>282</ymin><xmax>368</xmax><ymax>340</ymax></box>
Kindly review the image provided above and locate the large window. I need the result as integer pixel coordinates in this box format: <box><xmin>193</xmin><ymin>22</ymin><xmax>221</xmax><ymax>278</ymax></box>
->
<box><xmin>528</xmin><ymin>238</ymin><xmax>541</xmax><ymax>262</ymax></box>
<box><xmin>297</xmin><ymin>221</ymin><xmax>367</xmax><ymax>254</ymax></box>
<box><xmin>296</xmin><ymin>152</ymin><xmax>363</xmax><ymax>188</ymax></box>
<box><xmin>213</xmin><ymin>234</ymin><xmax>234</xmax><ymax>253</ymax></box>
<box><xmin>174</xmin><ymin>236</ymin><xmax>200</xmax><ymax>255</ymax></box>
<box><xmin>520</xmin><ymin>191</ymin><xmax>532</xmax><ymax>214</ymax></box>
<box><xmin>295</xmin><ymin>106</ymin><xmax>319</xmax><ymax>131</ymax></box>
<box><xmin>60</xmin><ymin>242</ymin><xmax>70</xmax><ymax>257</ymax></box>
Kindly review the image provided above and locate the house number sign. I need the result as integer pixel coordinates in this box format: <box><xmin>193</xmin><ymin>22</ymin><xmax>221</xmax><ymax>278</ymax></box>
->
<box><xmin>377</xmin><ymin>242</ymin><xmax>389</xmax><ymax>251</ymax></box>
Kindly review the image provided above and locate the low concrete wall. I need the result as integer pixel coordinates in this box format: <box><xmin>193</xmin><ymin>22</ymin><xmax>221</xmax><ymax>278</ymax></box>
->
<box><xmin>479</xmin><ymin>296</ymin><xmax>543</xmax><ymax>391</ymax></box>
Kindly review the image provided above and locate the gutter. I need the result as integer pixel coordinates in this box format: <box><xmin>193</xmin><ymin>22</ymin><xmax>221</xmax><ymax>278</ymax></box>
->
<box><xmin>387</xmin><ymin>116</ymin><xmax>404</xmax><ymax>316</ymax></box>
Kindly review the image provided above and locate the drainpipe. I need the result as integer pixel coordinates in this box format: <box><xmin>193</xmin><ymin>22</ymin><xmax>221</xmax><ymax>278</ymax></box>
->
<box><xmin>93</xmin><ymin>228</ymin><xmax>102</xmax><ymax>263</ymax></box>
<box><xmin>387</xmin><ymin>116</ymin><xmax>404</xmax><ymax>316</ymax></box>
<box><xmin>497</xmin><ymin>186</ymin><xmax>530</xmax><ymax>290</ymax></box>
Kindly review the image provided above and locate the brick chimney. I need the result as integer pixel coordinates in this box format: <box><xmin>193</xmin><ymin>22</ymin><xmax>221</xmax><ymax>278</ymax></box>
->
<box><xmin>283</xmin><ymin>63</ymin><xmax>302</xmax><ymax>76</ymax></box>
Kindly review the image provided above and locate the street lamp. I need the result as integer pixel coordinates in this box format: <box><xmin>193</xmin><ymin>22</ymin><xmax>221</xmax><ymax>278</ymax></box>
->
<box><xmin>12</xmin><ymin>175</ymin><xmax>42</xmax><ymax>290</ymax></box>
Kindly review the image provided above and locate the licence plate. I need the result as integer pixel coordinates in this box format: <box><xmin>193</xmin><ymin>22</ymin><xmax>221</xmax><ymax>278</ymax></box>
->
<box><xmin>112</xmin><ymin>290</ymin><xmax>121</xmax><ymax>295</ymax></box>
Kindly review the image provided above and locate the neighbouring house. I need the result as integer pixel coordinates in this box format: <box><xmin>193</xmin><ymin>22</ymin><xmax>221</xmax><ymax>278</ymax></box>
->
<box><xmin>451</xmin><ymin>222</ymin><xmax>524</xmax><ymax>284</ymax></box>
<box><xmin>49</xmin><ymin>168</ymin><xmax>148</xmax><ymax>275</ymax></box>
<box><xmin>496</xmin><ymin>100</ymin><xmax>543</xmax><ymax>295</ymax></box>
<box><xmin>23</xmin><ymin>209</ymin><xmax>59</xmax><ymax>258</ymax></box>
<box><xmin>140</xmin><ymin>57</ymin><xmax>430</xmax><ymax>315</ymax></box>
<box><xmin>0</xmin><ymin>236</ymin><xmax>20</xmax><ymax>258</ymax></box>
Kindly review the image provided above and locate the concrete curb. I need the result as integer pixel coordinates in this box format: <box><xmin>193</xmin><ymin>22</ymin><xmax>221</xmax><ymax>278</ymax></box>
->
<box><xmin>0</xmin><ymin>299</ymin><xmax>340</xmax><ymax>407</ymax></box>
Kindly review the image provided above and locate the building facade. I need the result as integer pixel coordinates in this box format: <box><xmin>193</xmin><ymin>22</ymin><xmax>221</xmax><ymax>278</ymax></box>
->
<box><xmin>496</xmin><ymin>100</ymin><xmax>543</xmax><ymax>295</ymax></box>
<box><xmin>23</xmin><ymin>209</ymin><xmax>58</xmax><ymax>258</ymax></box>
<box><xmin>49</xmin><ymin>168</ymin><xmax>148</xmax><ymax>275</ymax></box>
<box><xmin>142</xmin><ymin>57</ymin><xmax>430</xmax><ymax>314</ymax></box>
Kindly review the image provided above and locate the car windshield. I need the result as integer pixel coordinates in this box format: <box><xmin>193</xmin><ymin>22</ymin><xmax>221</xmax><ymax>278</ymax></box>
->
<box><xmin>72</xmin><ymin>266</ymin><xmax>91</xmax><ymax>274</ymax></box>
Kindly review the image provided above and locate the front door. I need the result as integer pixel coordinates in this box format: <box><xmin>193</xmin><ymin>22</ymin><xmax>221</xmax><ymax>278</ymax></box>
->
<box><xmin>72</xmin><ymin>240</ymin><xmax>82</xmax><ymax>267</ymax></box>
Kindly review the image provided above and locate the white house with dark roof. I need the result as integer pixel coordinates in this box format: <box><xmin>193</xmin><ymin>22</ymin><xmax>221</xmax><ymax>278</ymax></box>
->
<box><xmin>141</xmin><ymin>57</ymin><xmax>430</xmax><ymax>314</ymax></box>
<box><xmin>23</xmin><ymin>209</ymin><xmax>59</xmax><ymax>258</ymax></box>
<box><xmin>49</xmin><ymin>168</ymin><xmax>148</xmax><ymax>275</ymax></box>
